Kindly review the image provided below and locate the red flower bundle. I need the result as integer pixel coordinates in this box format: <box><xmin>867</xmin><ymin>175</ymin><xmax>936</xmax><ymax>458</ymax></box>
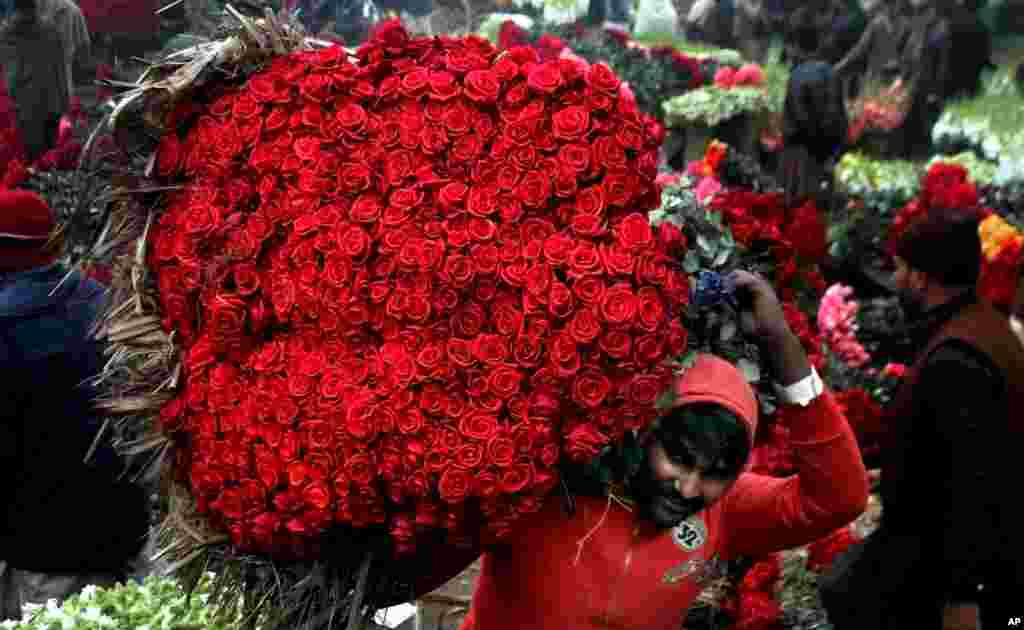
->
<box><xmin>834</xmin><ymin>387</ymin><xmax>883</xmax><ymax>462</ymax></box>
<box><xmin>148</xmin><ymin>21</ymin><xmax>689</xmax><ymax>559</ymax></box>
<box><xmin>805</xmin><ymin>525</ymin><xmax>858</xmax><ymax>573</ymax></box>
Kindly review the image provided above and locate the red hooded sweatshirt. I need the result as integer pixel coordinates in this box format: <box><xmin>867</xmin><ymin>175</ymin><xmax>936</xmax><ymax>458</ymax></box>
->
<box><xmin>414</xmin><ymin>355</ymin><xmax>868</xmax><ymax>630</ymax></box>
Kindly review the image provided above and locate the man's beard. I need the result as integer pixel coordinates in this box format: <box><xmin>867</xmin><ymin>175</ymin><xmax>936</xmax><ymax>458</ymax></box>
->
<box><xmin>897</xmin><ymin>287</ymin><xmax>926</xmax><ymax>323</ymax></box>
<box><xmin>630</xmin><ymin>465</ymin><xmax>706</xmax><ymax>529</ymax></box>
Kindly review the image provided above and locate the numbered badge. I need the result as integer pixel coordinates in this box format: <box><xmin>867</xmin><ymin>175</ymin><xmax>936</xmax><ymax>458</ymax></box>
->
<box><xmin>672</xmin><ymin>515</ymin><xmax>707</xmax><ymax>551</ymax></box>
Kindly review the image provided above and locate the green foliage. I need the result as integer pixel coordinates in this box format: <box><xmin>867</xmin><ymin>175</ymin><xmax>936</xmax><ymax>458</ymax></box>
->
<box><xmin>0</xmin><ymin>575</ymin><xmax>246</xmax><ymax>630</ymax></box>
<box><xmin>663</xmin><ymin>86</ymin><xmax>772</xmax><ymax>128</ymax></box>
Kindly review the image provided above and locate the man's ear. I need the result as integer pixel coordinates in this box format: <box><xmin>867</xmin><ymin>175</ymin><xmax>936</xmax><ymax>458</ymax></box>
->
<box><xmin>907</xmin><ymin>266</ymin><xmax>929</xmax><ymax>293</ymax></box>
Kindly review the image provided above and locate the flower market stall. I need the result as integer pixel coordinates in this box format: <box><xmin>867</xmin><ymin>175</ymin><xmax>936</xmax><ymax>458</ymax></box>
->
<box><xmin>5</xmin><ymin>0</ymin><xmax>1022</xmax><ymax>626</ymax></box>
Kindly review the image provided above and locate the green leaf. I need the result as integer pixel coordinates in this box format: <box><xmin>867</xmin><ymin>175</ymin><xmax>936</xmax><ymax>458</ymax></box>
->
<box><xmin>683</xmin><ymin>250</ymin><xmax>701</xmax><ymax>273</ymax></box>
<box><xmin>655</xmin><ymin>390</ymin><xmax>677</xmax><ymax>411</ymax></box>
<box><xmin>680</xmin><ymin>351</ymin><xmax>699</xmax><ymax>371</ymax></box>
<box><xmin>713</xmin><ymin>246</ymin><xmax>731</xmax><ymax>267</ymax></box>
<box><xmin>737</xmin><ymin>358</ymin><xmax>761</xmax><ymax>383</ymax></box>
<box><xmin>697</xmin><ymin>234</ymin><xmax>718</xmax><ymax>258</ymax></box>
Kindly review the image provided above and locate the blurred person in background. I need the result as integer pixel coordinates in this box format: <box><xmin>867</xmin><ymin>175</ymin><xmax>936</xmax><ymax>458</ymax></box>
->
<box><xmin>821</xmin><ymin>209</ymin><xmax>1024</xmax><ymax>630</ymax></box>
<box><xmin>0</xmin><ymin>191</ymin><xmax>150</xmax><ymax>621</ymax></box>
<box><xmin>0</xmin><ymin>0</ymin><xmax>68</xmax><ymax>160</ymax></box>
<box><xmin>833</xmin><ymin>0</ymin><xmax>908</xmax><ymax>99</ymax></box>
<box><xmin>37</xmin><ymin>0</ymin><xmax>90</xmax><ymax>99</ymax></box>
<box><xmin>778</xmin><ymin>18</ymin><xmax>848</xmax><ymax>210</ymax></box>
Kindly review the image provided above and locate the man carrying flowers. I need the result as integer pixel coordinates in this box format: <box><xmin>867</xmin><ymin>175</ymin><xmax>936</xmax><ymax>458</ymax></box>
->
<box><xmin>409</xmin><ymin>270</ymin><xmax>869</xmax><ymax>630</ymax></box>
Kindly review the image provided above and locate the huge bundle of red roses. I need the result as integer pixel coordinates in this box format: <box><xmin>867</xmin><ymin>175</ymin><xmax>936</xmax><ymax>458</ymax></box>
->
<box><xmin>148</xmin><ymin>21</ymin><xmax>691</xmax><ymax>559</ymax></box>
<box><xmin>889</xmin><ymin>162</ymin><xmax>1022</xmax><ymax>309</ymax></box>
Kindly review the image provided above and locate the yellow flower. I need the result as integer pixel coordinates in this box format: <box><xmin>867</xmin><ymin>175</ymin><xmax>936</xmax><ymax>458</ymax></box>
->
<box><xmin>979</xmin><ymin>215</ymin><xmax>1023</xmax><ymax>261</ymax></box>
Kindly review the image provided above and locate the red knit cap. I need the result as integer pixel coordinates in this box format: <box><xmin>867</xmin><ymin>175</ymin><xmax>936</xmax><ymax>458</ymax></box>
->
<box><xmin>0</xmin><ymin>190</ymin><xmax>59</xmax><ymax>271</ymax></box>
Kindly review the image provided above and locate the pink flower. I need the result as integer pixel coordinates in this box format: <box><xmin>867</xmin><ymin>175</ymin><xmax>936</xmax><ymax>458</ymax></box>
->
<box><xmin>817</xmin><ymin>284</ymin><xmax>871</xmax><ymax>368</ymax></box>
<box><xmin>734</xmin><ymin>64</ymin><xmax>765</xmax><ymax>87</ymax></box>
<box><xmin>695</xmin><ymin>176</ymin><xmax>722</xmax><ymax>204</ymax></box>
<box><xmin>882</xmin><ymin>363</ymin><xmax>907</xmax><ymax>379</ymax></box>
<box><xmin>619</xmin><ymin>81</ymin><xmax>637</xmax><ymax>107</ymax></box>
<box><xmin>655</xmin><ymin>172</ymin><xmax>683</xmax><ymax>188</ymax></box>
<box><xmin>714</xmin><ymin>67</ymin><xmax>737</xmax><ymax>89</ymax></box>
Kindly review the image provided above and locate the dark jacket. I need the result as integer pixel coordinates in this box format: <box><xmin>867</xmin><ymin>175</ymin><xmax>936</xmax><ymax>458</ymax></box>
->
<box><xmin>824</xmin><ymin>291</ymin><xmax>1024</xmax><ymax>628</ymax></box>
<box><xmin>0</xmin><ymin>264</ymin><xmax>148</xmax><ymax>573</ymax></box>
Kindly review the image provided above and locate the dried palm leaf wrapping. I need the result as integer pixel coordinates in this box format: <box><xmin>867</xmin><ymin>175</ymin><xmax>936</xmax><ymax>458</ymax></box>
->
<box><xmin>67</xmin><ymin>6</ymin><xmax>685</xmax><ymax>628</ymax></box>
<box><xmin>67</xmin><ymin>9</ymin><xmax>410</xmax><ymax>630</ymax></box>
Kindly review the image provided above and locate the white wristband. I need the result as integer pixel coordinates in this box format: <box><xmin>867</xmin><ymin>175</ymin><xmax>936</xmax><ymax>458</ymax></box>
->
<box><xmin>775</xmin><ymin>367</ymin><xmax>824</xmax><ymax>407</ymax></box>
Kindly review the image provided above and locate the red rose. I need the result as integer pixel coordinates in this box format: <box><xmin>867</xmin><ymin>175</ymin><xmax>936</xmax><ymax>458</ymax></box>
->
<box><xmin>558</xmin><ymin>144</ymin><xmax>591</xmax><ymax>172</ymax></box>
<box><xmin>488</xmin><ymin>365</ymin><xmax>523</xmax><ymax>399</ymax></box>
<box><xmin>573</xmin><ymin>277</ymin><xmax>606</xmax><ymax>305</ymax></box>
<box><xmin>628</xmin><ymin>374</ymin><xmax>663</xmax><ymax>407</ymax></box>
<box><xmin>569</xmin><ymin>242</ymin><xmax>603</xmax><ymax>276</ymax></box>
<box><xmin>635</xmin><ymin>333</ymin><xmax>666</xmax><ymax>364</ymax></box>
<box><xmin>438</xmin><ymin>468</ymin><xmax>472</xmax><ymax>503</ymax></box>
<box><xmin>552</xmin><ymin>106</ymin><xmax>590</xmax><ymax>141</ymax></box>
<box><xmin>208</xmin><ymin>294</ymin><xmax>247</xmax><ymax>341</ymax></box>
<box><xmin>569</xmin><ymin>308</ymin><xmax>602</xmax><ymax>343</ymax></box>
<box><xmin>459</xmin><ymin>412</ymin><xmax>499</xmax><ymax>441</ymax></box>
<box><xmin>599</xmin><ymin>330</ymin><xmax>632</xmax><ymax>359</ymax></box>
<box><xmin>473</xmin><ymin>334</ymin><xmax>509</xmax><ymax>366</ymax></box>
<box><xmin>600</xmin><ymin>284</ymin><xmax>637</xmax><ymax>325</ymax></box>
<box><xmin>657</xmin><ymin>222</ymin><xmax>686</xmax><ymax>254</ymax></box>
<box><xmin>576</xmin><ymin>185</ymin><xmax>606</xmax><ymax>216</ymax></box>
<box><xmin>512</xmin><ymin>334</ymin><xmax>543</xmax><ymax>367</ymax></box>
<box><xmin>499</xmin><ymin>464</ymin><xmax>532</xmax><ymax>493</ymax></box>
<box><xmin>615</xmin><ymin>214</ymin><xmax>654</xmax><ymax>252</ymax></box>
<box><xmin>464</xmin><ymin>70</ymin><xmax>501</xmax><ymax>103</ymax></box>
<box><xmin>586</xmin><ymin>63</ymin><xmax>621</xmax><ymax>93</ymax></box>
<box><xmin>549</xmin><ymin>333</ymin><xmax>581</xmax><ymax>377</ymax></box>
<box><xmin>527</xmin><ymin>62</ymin><xmax>564</xmax><ymax>94</ymax></box>
<box><xmin>548</xmin><ymin>281</ymin><xmax>575</xmax><ymax>319</ymax></box>
<box><xmin>636</xmin><ymin>287</ymin><xmax>665</xmax><ymax>333</ymax></box>
<box><xmin>517</xmin><ymin>171</ymin><xmax>553</xmax><ymax>208</ymax></box>
<box><xmin>600</xmin><ymin>244</ymin><xmax>635</xmax><ymax>276</ymax></box>
<box><xmin>455</xmin><ymin>443</ymin><xmax>485</xmax><ymax>469</ymax></box>
<box><xmin>428</xmin><ymin>70</ymin><xmax>460</xmax><ymax>100</ymax></box>
<box><xmin>571</xmin><ymin>213</ymin><xmax>604</xmax><ymax>238</ymax></box>
<box><xmin>572</xmin><ymin>370</ymin><xmax>612</xmax><ymax>409</ymax></box>
<box><xmin>487</xmin><ymin>436</ymin><xmax>516</xmax><ymax>467</ymax></box>
<box><xmin>473</xmin><ymin>470</ymin><xmax>499</xmax><ymax>498</ymax></box>
<box><xmin>443</xmin><ymin>253</ymin><xmax>477</xmax><ymax>288</ymax></box>
<box><xmin>400</xmin><ymin>68</ymin><xmax>430</xmax><ymax>97</ymax></box>
<box><xmin>566</xmin><ymin>424</ymin><xmax>608</xmax><ymax>461</ymax></box>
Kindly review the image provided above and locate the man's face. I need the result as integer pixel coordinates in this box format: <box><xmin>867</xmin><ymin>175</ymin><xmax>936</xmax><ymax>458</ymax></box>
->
<box><xmin>633</xmin><ymin>439</ymin><xmax>739</xmax><ymax>529</ymax></box>
<box><xmin>892</xmin><ymin>256</ymin><xmax>927</xmax><ymax>321</ymax></box>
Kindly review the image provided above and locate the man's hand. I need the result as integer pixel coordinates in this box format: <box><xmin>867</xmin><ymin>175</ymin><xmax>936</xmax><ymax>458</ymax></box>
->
<box><xmin>730</xmin><ymin>270</ymin><xmax>811</xmax><ymax>386</ymax></box>
<box><xmin>942</xmin><ymin>603</ymin><xmax>981</xmax><ymax>630</ymax></box>
<box><xmin>730</xmin><ymin>270</ymin><xmax>792</xmax><ymax>345</ymax></box>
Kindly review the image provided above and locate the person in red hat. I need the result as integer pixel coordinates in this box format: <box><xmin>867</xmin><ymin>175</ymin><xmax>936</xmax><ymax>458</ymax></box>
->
<box><xmin>0</xmin><ymin>190</ymin><xmax>149</xmax><ymax>621</ymax></box>
<box><xmin>396</xmin><ymin>270</ymin><xmax>868</xmax><ymax>630</ymax></box>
